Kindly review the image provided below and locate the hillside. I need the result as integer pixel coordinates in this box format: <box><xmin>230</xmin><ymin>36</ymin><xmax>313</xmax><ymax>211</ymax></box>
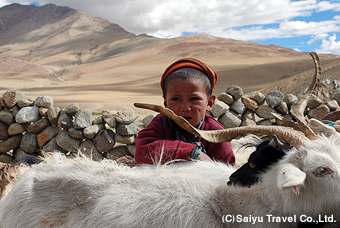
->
<box><xmin>0</xmin><ymin>3</ymin><xmax>339</xmax><ymax>117</ymax></box>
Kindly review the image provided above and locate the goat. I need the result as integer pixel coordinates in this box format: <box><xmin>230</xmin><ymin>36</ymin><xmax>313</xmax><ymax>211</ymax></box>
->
<box><xmin>228</xmin><ymin>136</ymin><xmax>288</xmax><ymax>187</ymax></box>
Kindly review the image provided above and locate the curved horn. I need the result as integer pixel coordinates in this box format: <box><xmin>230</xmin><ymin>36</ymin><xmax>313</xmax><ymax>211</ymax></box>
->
<box><xmin>288</xmin><ymin>52</ymin><xmax>321</xmax><ymax>140</ymax></box>
<box><xmin>134</xmin><ymin>103</ymin><xmax>310</xmax><ymax>148</ymax></box>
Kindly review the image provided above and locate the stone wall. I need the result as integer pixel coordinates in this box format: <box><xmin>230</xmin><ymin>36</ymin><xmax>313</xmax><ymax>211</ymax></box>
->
<box><xmin>0</xmin><ymin>83</ymin><xmax>339</xmax><ymax>166</ymax></box>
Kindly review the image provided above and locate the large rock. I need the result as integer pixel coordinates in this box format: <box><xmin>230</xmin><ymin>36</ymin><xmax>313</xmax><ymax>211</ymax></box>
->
<box><xmin>308</xmin><ymin>104</ymin><xmax>330</xmax><ymax>120</ymax></box>
<box><xmin>116</xmin><ymin>107</ymin><xmax>138</xmax><ymax>124</ymax></box>
<box><xmin>142</xmin><ymin>114</ymin><xmax>155</xmax><ymax>127</ymax></box>
<box><xmin>116</xmin><ymin>119</ymin><xmax>139</xmax><ymax>136</ymax></box>
<box><xmin>255</xmin><ymin>105</ymin><xmax>278</xmax><ymax>119</ymax></box>
<box><xmin>115</xmin><ymin>134</ymin><xmax>136</xmax><ymax>145</ymax></box>
<box><xmin>102</xmin><ymin>110</ymin><xmax>117</xmax><ymax>128</ymax></box>
<box><xmin>106</xmin><ymin>146</ymin><xmax>130</xmax><ymax>160</ymax></box>
<box><xmin>21</xmin><ymin>133</ymin><xmax>38</xmax><ymax>153</ymax></box>
<box><xmin>241</xmin><ymin>96</ymin><xmax>258</xmax><ymax>111</ymax></box>
<box><xmin>74</xmin><ymin>109</ymin><xmax>92</xmax><ymax>129</ymax></box>
<box><xmin>27</xmin><ymin>118</ymin><xmax>50</xmax><ymax>133</ymax></box>
<box><xmin>0</xmin><ymin>109</ymin><xmax>15</xmax><ymax>124</ymax></box>
<box><xmin>37</xmin><ymin>126</ymin><xmax>62</xmax><ymax>147</ymax></box>
<box><xmin>68</xmin><ymin>127</ymin><xmax>86</xmax><ymax>140</ymax></box>
<box><xmin>58</xmin><ymin>110</ymin><xmax>73</xmax><ymax>130</ymax></box>
<box><xmin>0</xmin><ymin>135</ymin><xmax>21</xmax><ymax>153</ymax></box>
<box><xmin>79</xmin><ymin>140</ymin><xmax>103</xmax><ymax>161</ymax></box>
<box><xmin>217</xmin><ymin>92</ymin><xmax>234</xmax><ymax>105</ymax></box>
<box><xmin>218</xmin><ymin>111</ymin><xmax>241</xmax><ymax>128</ymax></box>
<box><xmin>56</xmin><ymin>130</ymin><xmax>81</xmax><ymax>152</ymax></box>
<box><xmin>0</xmin><ymin>122</ymin><xmax>9</xmax><ymax>140</ymax></box>
<box><xmin>2</xmin><ymin>90</ymin><xmax>26</xmax><ymax>108</ymax></box>
<box><xmin>307</xmin><ymin>95</ymin><xmax>322</xmax><ymax>109</ymax></box>
<box><xmin>17</xmin><ymin>97</ymin><xmax>35</xmax><ymax>108</ymax></box>
<box><xmin>16</xmin><ymin>106</ymin><xmax>40</xmax><ymax>123</ymax></box>
<box><xmin>8</xmin><ymin>123</ymin><xmax>29</xmax><ymax>135</ymax></box>
<box><xmin>35</xmin><ymin>96</ymin><xmax>54</xmax><ymax>108</ymax></box>
<box><xmin>47</xmin><ymin>107</ymin><xmax>61</xmax><ymax>126</ymax></box>
<box><xmin>42</xmin><ymin>138</ymin><xmax>65</xmax><ymax>153</ymax></box>
<box><xmin>83</xmin><ymin>124</ymin><xmax>105</xmax><ymax>139</ymax></box>
<box><xmin>284</xmin><ymin>94</ymin><xmax>298</xmax><ymax>107</ymax></box>
<box><xmin>93</xmin><ymin>129</ymin><xmax>116</xmax><ymax>153</ymax></box>
<box><xmin>265</xmin><ymin>90</ymin><xmax>284</xmax><ymax>107</ymax></box>
<box><xmin>230</xmin><ymin>100</ymin><xmax>245</xmax><ymax>115</ymax></box>
<box><xmin>210</xmin><ymin>100</ymin><xmax>229</xmax><ymax>118</ymax></box>
<box><xmin>65</xmin><ymin>103</ymin><xmax>80</xmax><ymax>116</ymax></box>
<box><xmin>226</xmin><ymin>85</ymin><xmax>243</xmax><ymax>101</ymax></box>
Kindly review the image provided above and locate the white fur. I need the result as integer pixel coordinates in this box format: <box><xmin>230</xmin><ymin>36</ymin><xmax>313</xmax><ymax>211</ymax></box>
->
<box><xmin>0</xmin><ymin>120</ymin><xmax>340</xmax><ymax>228</ymax></box>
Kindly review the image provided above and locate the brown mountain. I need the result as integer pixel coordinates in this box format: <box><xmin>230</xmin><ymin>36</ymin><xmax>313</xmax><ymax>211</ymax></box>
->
<box><xmin>0</xmin><ymin>3</ymin><xmax>339</xmax><ymax>116</ymax></box>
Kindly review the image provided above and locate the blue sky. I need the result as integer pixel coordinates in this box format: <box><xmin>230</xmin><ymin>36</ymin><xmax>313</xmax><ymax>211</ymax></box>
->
<box><xmin>0</xmin><ymin>0</ymin><xmax>339</xmax><ymax>55</ymax></box>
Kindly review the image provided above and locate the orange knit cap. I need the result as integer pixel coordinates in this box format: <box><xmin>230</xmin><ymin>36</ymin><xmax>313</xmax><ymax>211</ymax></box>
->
<box><xmin>160</xmin><ymin>58</ymin><xmax>218</xmax><ymax>93</ymax></box>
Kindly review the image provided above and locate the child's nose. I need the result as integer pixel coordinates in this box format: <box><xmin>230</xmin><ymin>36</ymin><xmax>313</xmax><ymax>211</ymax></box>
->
<box><xmin>180</xmin><ymin>101</ymin><xmax>191</xmax><ymax>112</ymax></box>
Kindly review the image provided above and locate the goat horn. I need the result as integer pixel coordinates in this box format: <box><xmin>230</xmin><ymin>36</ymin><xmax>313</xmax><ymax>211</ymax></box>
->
<box><xmin>288</xmin><ymin>52</ymin><xmax>321</xmax><ymax>140</ymax></box>
<box><xmin>134</xmin><ymin>103</ymin><xmax>310</xmax><ymax>148</ymax></box>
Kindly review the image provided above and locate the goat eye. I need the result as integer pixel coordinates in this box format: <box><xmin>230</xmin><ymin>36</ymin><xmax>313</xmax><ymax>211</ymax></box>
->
<box><xmin>313</xmin><ymin>166</ymin><xmax>334</xmax><ymax>177</ymax></box>
<box><xmin>250</xmin><ymin>163</ymin><xmax>255</xmax><ymax>168</ymax></box>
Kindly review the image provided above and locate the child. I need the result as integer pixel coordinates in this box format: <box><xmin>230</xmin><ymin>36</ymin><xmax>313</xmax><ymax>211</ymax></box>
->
<box><xmin>135</xmin><ymin>58</ymin><xmax>235</xmax><ymax>165</ymax></box>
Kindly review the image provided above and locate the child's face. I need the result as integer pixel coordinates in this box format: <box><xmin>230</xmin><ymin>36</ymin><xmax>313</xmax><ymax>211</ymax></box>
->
<box><xmin>163</xmin><ymin>78</ymin><xmax>215</xmax><ymax>127</ymax></box>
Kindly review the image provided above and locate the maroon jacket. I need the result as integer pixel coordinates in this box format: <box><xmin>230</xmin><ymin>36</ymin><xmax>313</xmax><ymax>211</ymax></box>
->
<box><xmin>135</xmin><ymin>113</ymin><xmax>235</xmax><ymax>165</ymax></box>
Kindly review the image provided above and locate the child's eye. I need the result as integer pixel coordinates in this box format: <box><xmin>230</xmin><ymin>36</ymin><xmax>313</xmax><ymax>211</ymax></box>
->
<box><xmin>171</xmin><ymin>98</ymin><xmax>180</xmax><ymax>101</ymax></box>
<box><xmin>190</xmin><ymin>97</ymin><xmax>200</xmax><ymax>101</ymax></box>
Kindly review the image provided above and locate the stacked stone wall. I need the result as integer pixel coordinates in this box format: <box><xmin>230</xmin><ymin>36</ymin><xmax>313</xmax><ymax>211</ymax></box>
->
<box><xmin>0</xmin><ymin>83</ymin><xmax>339</xmax><ymax>166</ymax></box>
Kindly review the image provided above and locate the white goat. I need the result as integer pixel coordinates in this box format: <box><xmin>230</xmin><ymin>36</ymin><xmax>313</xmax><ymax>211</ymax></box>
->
<box><xmin>0</xmin><ymin>118</ymin><xmax>339</xmax><ymax>228</ymax></box>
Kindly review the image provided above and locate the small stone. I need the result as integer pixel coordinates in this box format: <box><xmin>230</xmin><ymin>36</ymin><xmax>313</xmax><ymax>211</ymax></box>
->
<box><xmin>16</xmin><ymin>106</ymin><xmax>40</xmax><ymax>123</ymax></box>
<box><xmin>102</xmin><ymin>110</ymin><xmax>117</xmax><ymax>128</ymax></box>
<box><xmin>47</xmin><ymin>107</ymin><xmax>61</xmax><ymax>126</ymax></box>
<box><xmin>241</xmin><ymin>96</ymin><xmax>258</xmax><ymax>111</ymax></box>
<box><xmin>230</xmin><ymin>100</ymin><xmax>245</xmax><ymax>115</ymax></box>
<box><xmin>115</xmin><ymin>134</ymin><xmax>136</xmax><ymax>145</ymax></box>
<box><xmin>308</xmin><ymin>104</ymin><xmax>330</xmax><ymax>120</ymax></box>
<box><xmin>21</xmin><ymin>133</ymin><xmax>38</xmax><ymax>154</ymax></box>
<box><xmin>255</xmin><ymin>105</ymin><xmax>278</xmax><ymax>119</ymax></box>
<box><xmin>284</xmin><ymin>94</ymin><xmax>298</xmax><ymax>107</ymax></box>
<box><xmin>265</xmin><ymin>90</ymin><xmax>284</xmax><ymax>107</ymax></box>
<box><xmin>307</xmin><ymin>94</ymin><xmax>323</xmax><ymax>109</ymax></box>
<box><xmin>2</xmin><ymin>90</ymin><xmax>26</xmax><ymax>108</ymax></box>
<box><xmin>11</xmin><ymin>105</ymin><xmax>20</xmax><ymax>118</ymax></box>
<box><xmin>74</xmin><ymin>109</ymin><xmax>92</xmax><ymax>129</ymax></box>
<box><xmin>0</xmin><ymin>109</ymin><xmax>15</xmax><ymax>124</ymax></box>
<box><xmin>27</xmin><ymin>118</ymin><xmax>50</xmax><ymax>134</ymax></box>
<box><xmin>142</xmin><ymin>114</ymin><xmax>155</xmax><ymax>127</ymax></box>
<box><xmin>116</xmin><ymin>119</ymin><xmax>139</xmax><ymax>136</ymax></box>
<box><xmin>93</xmin><ymin>116</ymin><xmax>104</xmax><ymax>125</ymax></box>
<box><xmin>226</xmin><ymin>85</ymin><xmax>243</xmax><ymax>101</ymax></box>
<box><xmin>37</xmin><ymin>126</ymin><xmax>62</xmax><ymax>147</ymax></box>
<box><xmin>93</xmin><ymin>129</ymin><xmax>116</xmax><ymax>153</ymax></box>
<box><xmin>210</xmin><ymin>100</ymin><xmax>229</xmax><ymax>118</ymax></box>
<box><xmin>65</xmin><ymin>103</ymin><xmax>80</xmax><ymax>116</ymax></box>
<box><xmin>35</xmin><ymin>96</ymin><xmax>54</xmax><ymax>108</ymax></box>
<box><xmin>217</xmin><ymin>92</ymin><xmax>234</xmax><ymax>105</ymax></box>
<box><xmin>39</xmin><ymin>107</ymin><xmax>49</xmax><ymax>117</ymax></box>
<box><xmin>56</xmin><ymin>130</ymin><xmax>81</xmax><ymax>152</ymax></box>
<box><xmin>0</xmin><ymin>135</ymin><xmax>22</xmax><ymax>153</ymax></box>
<box><xmin>79</xmin><ymin>140</ymin><xmax>103</xmax><ymax>161</ymax></box>
<box><xmin>115</xmin><ymin>155</ymin><xmax>136</xmax><ymax>167</ymax></box>
<box><xmin>68</xmin><ymin>127</ymin><xmax>86</xmax><ymax>140</ymax></box>
<box><xmin>8</xmin><ymin>123</ymin><xmax>29</xmax><ymax>135</ymax></box>
<box><xmin>218</xmin><ymin>111</ymin><xmax>242</xmax><ymax>128</ymax></box>
<box><xmin>116</xmin><ymin>107</ymin><xmax>138</xmax><ymax>124</ymax></box>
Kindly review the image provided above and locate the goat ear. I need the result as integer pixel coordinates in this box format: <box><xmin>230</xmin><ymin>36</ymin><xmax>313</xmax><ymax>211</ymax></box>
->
<box><xmin>309</xmin><ymin>118</ymin><xmax>337</xmax><ymax>137</ymax></box>
<box><xmin>277</xmin><ymin>163</ymin><xmax>306</xmax><ymax>189</ymax></box>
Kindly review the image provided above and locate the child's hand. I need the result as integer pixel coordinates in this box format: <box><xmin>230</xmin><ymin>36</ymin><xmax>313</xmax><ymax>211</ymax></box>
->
<box><xmin>199</xmin><ymin>153</ymin><xmax>213</xmax><ymax>162</ymax></box>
